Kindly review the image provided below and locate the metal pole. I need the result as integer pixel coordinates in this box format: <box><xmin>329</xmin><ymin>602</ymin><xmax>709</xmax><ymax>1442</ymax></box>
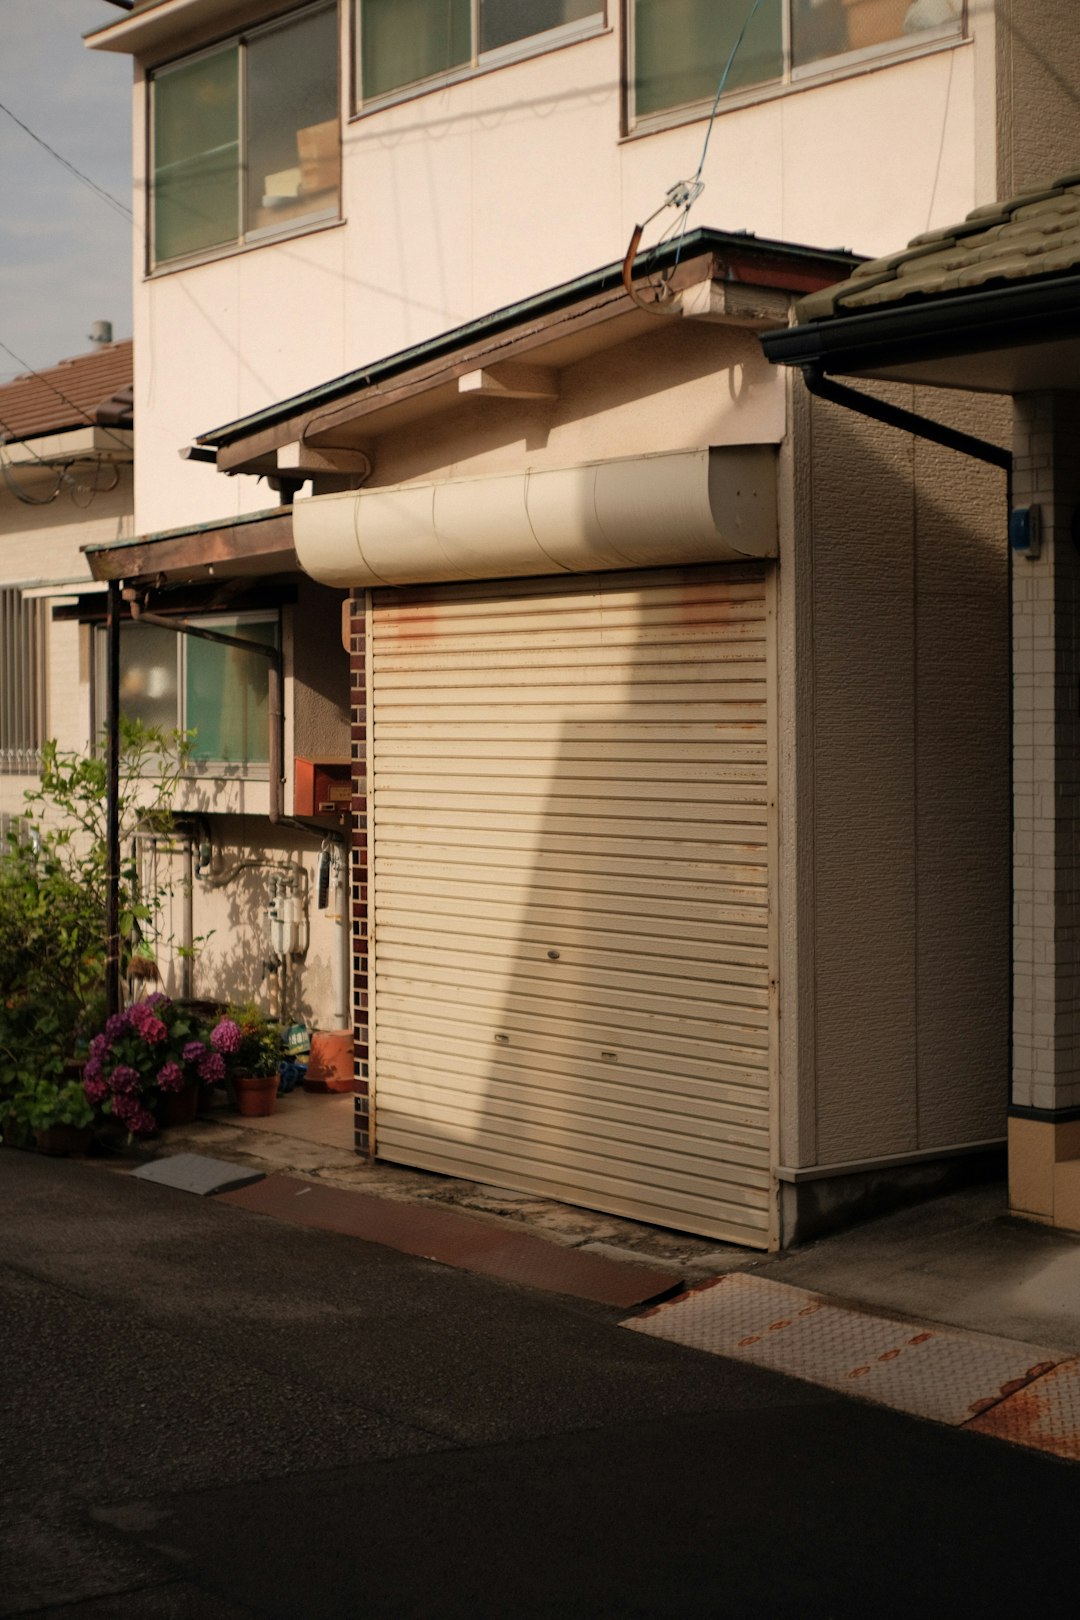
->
<box><xmin>105</xmin><ymin>580</ymin><xmax>122</xmax><ymax>1018</ymax></box>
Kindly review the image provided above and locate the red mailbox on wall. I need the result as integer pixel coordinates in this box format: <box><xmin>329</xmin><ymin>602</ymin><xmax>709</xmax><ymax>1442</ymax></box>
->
<box><xmin>294</xmin><ymin>758</ymin><xmax>352</xmax><ymax>822</ymax></box>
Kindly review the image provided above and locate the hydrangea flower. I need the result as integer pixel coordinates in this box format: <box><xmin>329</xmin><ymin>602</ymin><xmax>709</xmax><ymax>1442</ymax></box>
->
<box><xmin>109</xmin><ymin>1064</ymin><xmax>140</xmax><ymax>1096</ymax></box>
<box><xmin>88</xmin><ymin>1033</ymin><xmax>109</xmax><ymax>1061</ymax></box>
<box><xmin>112</xmin><ymin>1093</ymin><xmax>155</xmax><ymax>1136</ymax></box>
<box><xmin>129</xmin><ymin>1003</ymin><xmax>168</xmax><ymax>1044</ymax></box>
<box><xmin>198</xmin><ymin>1051</ymin><xmax>226</xmax><ymax>1085</ymax></box>
<box><xmin>105</xmin><ymin>1011</ymin><xmax>129</xmax><ymax>1042</ymax></box>
<box><xmin>182</xmin><ymin>1040</ymin><xmax>206</xmax><ymax>1065</ymax></box>
<box><xmin>156</xmin><ymin>1061</ymin><xmax>185</xmax><ymax>1093</ymax></box>
<box><xmin>144</xmin><ymin>992</ymin><xmax>170</xmax><ymax>1010</ymax></box>
<box><xmin>210</xmin><ymin>1018</ymin><xmax>242</xmax><ymax>1055</ymax></box>
<box><xmin>83</xmin><ymin>1074</ymin><xmax>109</xmax><ymax>1107</ymax></box>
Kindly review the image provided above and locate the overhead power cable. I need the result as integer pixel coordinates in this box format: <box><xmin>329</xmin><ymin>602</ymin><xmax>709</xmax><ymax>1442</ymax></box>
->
<box><xmin>0</xmin><ymin>98</ymin><xmax>132</xmax><ymax>221</ymax></box>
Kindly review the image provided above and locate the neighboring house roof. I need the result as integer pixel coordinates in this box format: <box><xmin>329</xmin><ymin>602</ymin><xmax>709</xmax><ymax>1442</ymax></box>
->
<box><xmin>0</xmin><ymin>340</ymin><xmax>133</xmax><ymax>443</ymax></box>
<box><xmin>793</xmin><ymin>168</ymin><xmax>1080</xmax><ymax>324</ymax></box>
<box><xmin>761</xmin><ymin>168</ymin><xmax>1080</xmax><ymax>392</ymax></box>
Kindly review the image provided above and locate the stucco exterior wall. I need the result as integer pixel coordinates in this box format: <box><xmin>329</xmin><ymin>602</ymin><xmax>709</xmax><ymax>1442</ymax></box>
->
<box><xmin>0</xmin><ymin>466</ymin><xmax>133</xmax><ymax>823</ymax></box>
<box><xmin>778</xmin><ymin>380</ymin><xmax>1011</xmax><ymax>1169</ymax></box>
<box><xmin>128</xmin><ymin>18</ymin><xmax>982</xmax><ymax>535</ymax></box>
<box><xmin>147</xmin><ymin>816</ymin><xmax>348</xmax><ymax>1034</ymax></box>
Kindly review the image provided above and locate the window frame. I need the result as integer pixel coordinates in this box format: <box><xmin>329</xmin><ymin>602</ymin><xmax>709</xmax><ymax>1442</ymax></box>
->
<box><xmin>624</xmin><ymin>0</ymin><xmax>968</xmax><ymax>136</ymax></box>
<box><xmin>0</xmin><ymin>589</ymin><xmax>47</xmax><ymax>777</ymax></box>
<box><xmin>93</xmin><ymin>610</ymin><xmax>281</xmax><ymax>779</ymax></box>
<box><xmin>147</xmin><ymin>0</ymin><xmax>342</xmax><ymax>273</ymax></box>
<box><xmin>352</xmin><ymin>0</ymin><xmax>609</xmax><ymax>117</ymax></box>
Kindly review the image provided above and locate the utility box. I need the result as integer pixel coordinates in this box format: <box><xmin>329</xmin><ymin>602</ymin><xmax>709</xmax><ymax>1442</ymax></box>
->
<box><xmin>294</xmin><ymin>758</ymin><xmax>352</xmax><ymax>823</ymax></box>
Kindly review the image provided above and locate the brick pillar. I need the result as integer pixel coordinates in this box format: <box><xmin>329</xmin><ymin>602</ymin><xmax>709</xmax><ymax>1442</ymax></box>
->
<box><xmin>1009</xmin><ymin>392</ymin><xmax>1080</xmax><ymax>1222</ymax></box>
<box><xmin>348</xmin><ymin>592</ymin><xmax>371</xmax><ymax>1155</ymax></box>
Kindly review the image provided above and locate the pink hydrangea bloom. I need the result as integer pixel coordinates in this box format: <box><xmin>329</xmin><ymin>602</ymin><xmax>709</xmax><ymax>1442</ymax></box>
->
<box><xmin>109</xmin><ymin>1064</ymin><xmax>140</xmax><ymax>1096</ymax></box>
<box><xmin>83</xmin><ymin>1074</ymin><xmax>108</xmax><ymax>1106</ymax></box>
<box><xmin>198</xmin><ymin>1050</ymin><xmax>226</xmax><ymax>1084</ymax></box>
<box><xmin>156</xmin><ymin>1061</ymin><xmax>185</xmax><ymax>1093</ymax></box>
<box><xmin>130</xmin><ymin>1004</ymin><xmax>168</xmax><ymax>1044</ymax></box>
<box><xmin>210</xmin><ymin>1018</ymin><xmax>242</xmax><ymax>1055</ymax></box>
<box><xmin>182</xmin><ymin>1040</ymin><xmax>206</xmax><ymax>1065</ymax></box>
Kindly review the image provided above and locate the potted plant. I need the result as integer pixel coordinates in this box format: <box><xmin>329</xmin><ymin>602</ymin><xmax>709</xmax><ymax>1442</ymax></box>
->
<box><xmin>11</xmin><ymin>1073</ymin><xmax>95</xmax><ymax>1155</ymax></box>
<box><xmin>209</xmin><ymin>1004</ymin><xmax>281</xmax><ymax>1117</ymax></box>
<box><xmin>82</xmin><ymin>993</ymin><xmax>207</xmax><ymax>1137</ymax></box>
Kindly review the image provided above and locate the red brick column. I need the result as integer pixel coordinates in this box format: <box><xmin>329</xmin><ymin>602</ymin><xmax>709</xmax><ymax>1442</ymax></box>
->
<box><xmin>348</xmin><ymin>592</ymin><xmax>371</xmax><ymax>1155</ymax></box>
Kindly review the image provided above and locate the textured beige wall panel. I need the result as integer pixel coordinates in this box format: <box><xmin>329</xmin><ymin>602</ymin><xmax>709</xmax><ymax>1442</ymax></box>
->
<box><xmin>801</xmin><ymin>386</ymin><xmax>1010</xmax><ymax>1165</ymax></box>
<box><xmin>997</xmin><ymin>0</ymin><xmax>1080</xmax><ymax>197</ymax></box>
<box><xmin>808</xmin><ymin>401</ymin><xmax>918</xmax><ymax>1163</ymax></box>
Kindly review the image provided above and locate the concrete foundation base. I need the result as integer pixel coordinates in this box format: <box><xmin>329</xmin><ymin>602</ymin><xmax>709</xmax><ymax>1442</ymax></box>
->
<box><xmin>1008</xmin><ymin>1115</ymin><xmax>1080</xmax><ymax>1232</ymax></box>
<box><xmin>780</xmin><ymin>1148</ymin><xmax>1007</xmax><ymax>1248</ymax></box>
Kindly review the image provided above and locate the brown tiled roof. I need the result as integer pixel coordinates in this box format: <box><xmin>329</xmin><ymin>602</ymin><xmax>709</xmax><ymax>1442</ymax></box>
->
<box><xmin>795</xmin><ymin>168</ymin><xmax>1080</xmax><ymax>324</ymax></box>
<box><xmin>0</xmin><ymin>340</ymin><xmax>133</xmax><ymax>443</ymax></box>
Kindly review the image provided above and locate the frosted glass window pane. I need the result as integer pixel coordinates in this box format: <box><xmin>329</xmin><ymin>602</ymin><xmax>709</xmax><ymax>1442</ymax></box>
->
<box><xmin>117</xmin><ymin>625</ymin><xmax>179</xmax><ymax>734</ymax></box>
<box><xmin>153</xmin><ymin>48</ymin><xmax>239</xmax><ymax>262</ymax></box>
<box><xmin>479</xmin><ymin>0</ymin><xmax>599</xmax><ymax>54</ymax></box>
<box><xmin>246</xmin><ymin>5</ymin><xmax>339</xmax><ymax>235</ymax></box>
<box><xmin>185</xmin><ymin>618</ymin><xmax>276</xmax><ymax>765</ymax></box>
<box><xmin>792</xmin><ymin>0</ymin><xmax>960</xmax><ymax>67</ymax></box>
<box><xmin>634</xmin><ymin>0</ymin><xmax>782</xmax><ymax>117</ymax></box>
<box><xmin>361</xmin><ymin>0</ymin><xmax>470</xmax><ymax>97</ymax></box>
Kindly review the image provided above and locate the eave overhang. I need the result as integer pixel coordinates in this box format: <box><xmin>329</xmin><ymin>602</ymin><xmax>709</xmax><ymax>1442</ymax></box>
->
<box><xmin>83</xmin><ymin>505</ymin><xmax>295</xmax><ymax>586</ymax></box>
<box><xmin>195</xmin><ymin>228</ymin><xmax>859</xmax><ymax>477</ymax></box>
<box><xmin>761</xmin><ymin>270</ymin><xmax>1080</xmax><ymax>392</ymax></box>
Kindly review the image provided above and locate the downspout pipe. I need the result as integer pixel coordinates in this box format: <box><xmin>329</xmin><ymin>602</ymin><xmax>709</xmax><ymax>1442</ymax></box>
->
<box><xmin>801</xmin><ymin>365</ymin><xmax>1013</xmax><ymax>474</ymax></box>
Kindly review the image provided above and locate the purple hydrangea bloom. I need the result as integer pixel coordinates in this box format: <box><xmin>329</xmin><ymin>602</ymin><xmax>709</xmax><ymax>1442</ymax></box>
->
<box><xmin>156</xmin><ymin>1061</ymin><xmax>185</xmax><ymax>1093</ymax></box>
<box><xmin>112</xmin><ymin>1093</ymin><xmax>155</xmax><ymax>1136</ymax></box>
<box><xmin>105</xmin><ymin>1011</ymin><xmax>129</xmax><ymax>1042</ymax></box>
<box><xmin>182</xmin><ymin>1040</ymin><xmax>206</xmax><ymax>1065</ymax></box>
<box><xmin>210</xmin><ymin>1018</ymin><xmax>242</xmax><ymax>1055</ymax></box>
<box><xmin>144</xmin><ymin>992</ymin><xmax>169</xmax><ymax>1010</ymax></box>
<box><xmin>109</xmin><ymin>1064</ymin><xmax>140</xmax><ymax>1097</ymax></box>
<box><xmin>83</xmin><ymin>1057</ymin><xmax>103</xmax><ymax>1084</ymax></box>
<box><xmin>89</xmin><ymin>1033</ymin><xmax>109</xmax><ymax>1061</ymax></box>
<box><xmin>83</xmin><ymin>1074</ymin><xmax>108</xmax><ymax>1106</ymax></box>
<box><xmin>198</xmin><ymin>1051</ymin><xmax>226</xmax><ymax>1085</ymax></box>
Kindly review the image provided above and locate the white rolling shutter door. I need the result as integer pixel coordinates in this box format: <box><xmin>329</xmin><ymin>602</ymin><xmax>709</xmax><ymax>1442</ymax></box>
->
<box><xmin>369</xmin><ymin>564</ymin><xmax>773</xmax><ymax>1247</ymax></box>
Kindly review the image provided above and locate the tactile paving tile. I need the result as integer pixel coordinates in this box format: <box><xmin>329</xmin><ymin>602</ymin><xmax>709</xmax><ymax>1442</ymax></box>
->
<box><xmin>966</xmin><ymin>1356</ymin><xmax>1080</xmax><ymax>1460</ymax></box>
<box><xmin>624</xmin><ymin>1274</ymin><xmax>1064</xmax><ymax>1426</ymax></box>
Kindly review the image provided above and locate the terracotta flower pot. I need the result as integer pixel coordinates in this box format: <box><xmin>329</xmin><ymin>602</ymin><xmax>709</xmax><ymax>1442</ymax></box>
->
<box><xmin>234</xmin><ymin>1073</ymin><xmax>278</xmax><ymax>1117</ymax></box>
<box><xmin>161</xmin><ymin>1086</ymin><xmax>200</xmax><ymax>1128</ymax></box>
<box><xmin>33</xmin><ymin>1123</ymin><xmax>94</xmax><ymax>1156</ymax></box>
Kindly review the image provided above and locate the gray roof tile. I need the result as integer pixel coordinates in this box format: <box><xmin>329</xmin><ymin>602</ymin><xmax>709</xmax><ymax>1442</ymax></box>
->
<box><xmin>794</xmin><ymin>168</ymin><xmax>1080</xmax><ymax>325</ymax></box>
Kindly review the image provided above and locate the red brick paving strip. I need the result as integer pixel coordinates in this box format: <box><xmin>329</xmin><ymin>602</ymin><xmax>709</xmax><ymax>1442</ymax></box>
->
<box><xmin>218</xmin><ymin>1174</ymin><xmax>683</xmax><ymax>1308</ymax></box>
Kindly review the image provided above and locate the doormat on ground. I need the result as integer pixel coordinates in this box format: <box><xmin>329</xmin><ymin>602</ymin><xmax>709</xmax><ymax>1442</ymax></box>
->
<box><xmin>219</xmin><ymin>1173</ymin><xmax>683</xmax><ymax>1308</ymax></box>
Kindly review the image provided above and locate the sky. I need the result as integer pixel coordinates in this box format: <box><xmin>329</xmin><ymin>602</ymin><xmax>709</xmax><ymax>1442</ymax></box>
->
<box><xmin>0</xmin><ymin>0</ymin><xmax>133</xmax><ymax>380</ymax></box>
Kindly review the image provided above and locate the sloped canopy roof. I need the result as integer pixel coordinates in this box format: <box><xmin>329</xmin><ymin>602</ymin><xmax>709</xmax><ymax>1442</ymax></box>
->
<box><xmin>762</xmin><ymin>169</ymin><xmax>1080</xmax><ymax>393</ymax></box>
<box><xmin>0</xmin><ymin>341</ymin><xmax>133</xmax><ymax>443</ymax></box>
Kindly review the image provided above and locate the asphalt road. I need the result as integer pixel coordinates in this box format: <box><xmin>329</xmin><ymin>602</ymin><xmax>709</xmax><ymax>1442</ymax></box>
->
<box><xmin>2</xmin><ymin>1151</ymin><xmax>1078</xmax><ymax>1619</ymax></box>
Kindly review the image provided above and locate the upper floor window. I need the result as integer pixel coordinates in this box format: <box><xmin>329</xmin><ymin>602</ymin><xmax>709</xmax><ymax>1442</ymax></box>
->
<box><xmin>355</xmin><ymin>0</ymin><xmax>605</xmax><ymax>107</ymax></box>
<box><xmin>150</xmin><ymin>2</ymin><xmax>340</xmax><ymax>270</ymax></box>
<box><xmin>631</xmin><ymin>0</ymin><xmax>964</xmax><ymax>124</ymax></box>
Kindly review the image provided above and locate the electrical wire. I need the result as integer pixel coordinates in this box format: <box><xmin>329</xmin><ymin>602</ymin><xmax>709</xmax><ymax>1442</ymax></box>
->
<box><xmin>622</xmin><ymin>0</ymin><xmax>769</xmax><ymax>303</ymax></box>
<box><xmin>0</xmin><ymin>99</ymin><xmax>132</xmax><ymax>221</ymax></box>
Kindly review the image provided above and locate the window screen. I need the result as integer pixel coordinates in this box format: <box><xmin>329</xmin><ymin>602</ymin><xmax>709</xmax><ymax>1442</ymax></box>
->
<box><xmin>633</xmin><ymin>0</ymin><xmax>783</xmax><ymax>119</ymax></box>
